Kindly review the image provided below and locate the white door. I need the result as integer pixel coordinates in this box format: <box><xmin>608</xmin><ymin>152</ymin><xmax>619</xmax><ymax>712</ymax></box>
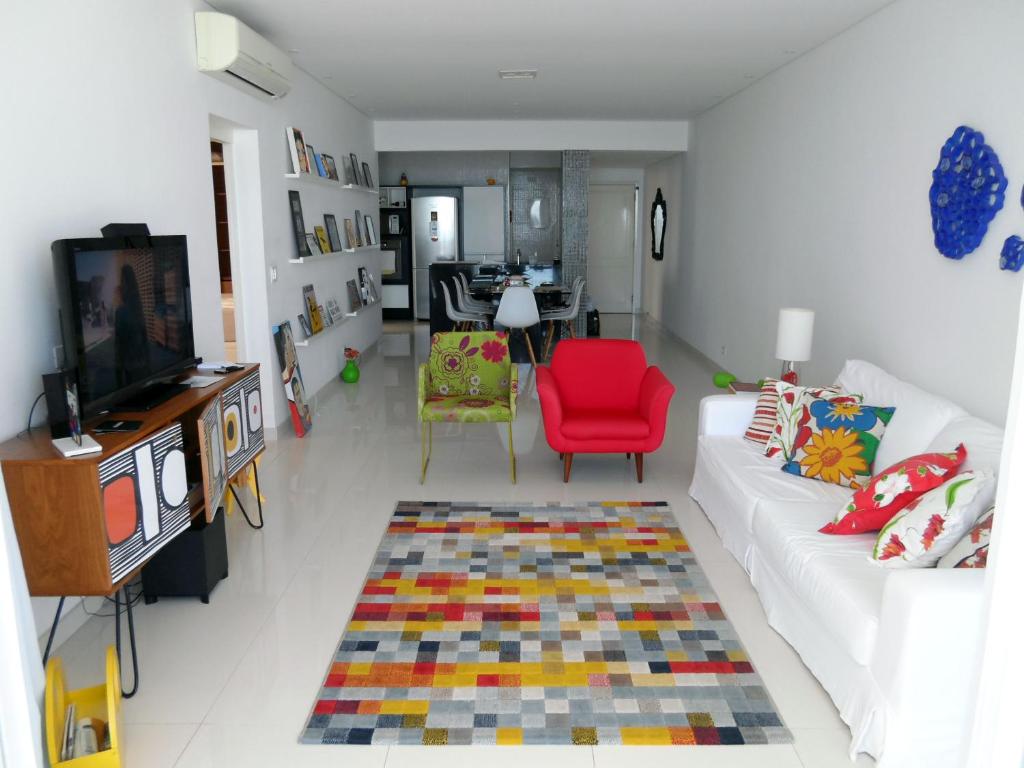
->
<box><xmin>587</xmin><ymin>185</ymin><xmax>636</xmax><ymax>313</ymax></box>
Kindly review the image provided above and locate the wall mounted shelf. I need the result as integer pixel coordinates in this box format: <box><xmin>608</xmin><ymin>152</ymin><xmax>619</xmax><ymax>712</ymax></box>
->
<box><xmin>288</xmin><ymin>245</ymin><xmax>386</xmax><ymax>265</ymax></box>
<box><xmin>283</xmin><ymin>171</ymin><xmax>378</xmax><ymax>198</ymax></box>
<box><xmin>294</xmin><ymin>300</ymin><xmax>378</xmax><ymax>347</ymax></box>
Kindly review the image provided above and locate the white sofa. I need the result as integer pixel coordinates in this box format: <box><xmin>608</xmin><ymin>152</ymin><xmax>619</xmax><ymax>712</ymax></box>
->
<box><xmin>689</xmin><ymin>360</ymin><xmax>1001</xmax><ymax>767</ymax></box>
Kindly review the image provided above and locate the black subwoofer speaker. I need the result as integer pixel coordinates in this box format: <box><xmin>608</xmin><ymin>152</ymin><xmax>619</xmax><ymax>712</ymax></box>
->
<box><xmin>141</xmin><ymin>510</ymin><xmax>229</xmax><ymax>604</ymax></box>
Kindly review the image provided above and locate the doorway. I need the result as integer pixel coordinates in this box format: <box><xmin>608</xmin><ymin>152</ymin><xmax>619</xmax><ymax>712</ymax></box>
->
<box><xmin>587</xmin><ymin>184</ymin><xmax>637</xmax><ymax>314</ymax></box>
<box><xmin>210</xmin><ymin>140</ymin><xmax>237</xmax><ymax>361</ymax></box>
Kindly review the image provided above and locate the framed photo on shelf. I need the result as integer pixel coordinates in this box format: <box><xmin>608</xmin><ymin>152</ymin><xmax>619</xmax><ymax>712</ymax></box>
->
<box><xmin>324</xmin><ymin>214</ymin><xmax>342</xmax><ymax>252</ymax></box>
<box><xmin>364</xmin><ymin>216</ymin><xmax>377</xmax><ymax>246</ymax></box>
<box><xmin>346</xmin><ymin>279</ymin><xmax>362</xmax><ymax>312</ymax></box>
<box><xmin>314</xmin><ymin>225</ymin><xmax>332</xmax><ymax>253</ymax></box>
<box><xmin>341</xmin><ymin>155</ymin><xmax>357</xmax><ymax>185</ymax></box>
<box><xmin>289</xmin><ymin>191</ymin><xmax>309</xmax><ymax>256</ymax></box>
<box><xmin>297</xmin><ymin>313</ymin><xmax>313</xmax><ymax>337</ymax></box>
<box><xmin>354</xmin><ymin>209</ymin><xmax>365</xmax><ymax>245</ymax></box>
<box><xmin>343</xmin><ymin>218</ymin><xmax>358</xmax><ymax>249</ymax></box>
<box><xmin>286</xmin><ymin>126</ymin><xmax>305</xmax><ymax>175</ymax></box>
<box><xmin>319</xmin><ymin>304</ymin><xmax>332</xmax><ymax>327</ymax></box>
<box><xmin>326</xmin><ymin>298</ymin><xmax>343</xmax><ymax>323</ymax></box>
<box><xmin>303</xmin><ymin>284</ymin><xmax>324</xmax><ymax>333</ymax></box>
<box><xmin>361</xmin><ymin>162</ymin><xmax>374</xmax><ymax>189</ymax></box>
<box><xmin>359</xmin><ymin>266</ymin><xmax>379</xmax><ymax>303</ymax></box>
<box><xmin>313</xmin><ymin>151</ymin><xmax>328</xmax><ymax>178</ymax></box>
<box><xmin>304</xmin><ymin>232</ymin><xmax>321</xmax><ymax>256</ymax></box>
<box><xmin>322</xmin><ymin>154</ymin><xmax>339</xmax><ymax>181</ymax></box>
<box><xmin>349</xmin><ymin>153</ymin><xmax>362</xmax><ymax>185</ymax></box>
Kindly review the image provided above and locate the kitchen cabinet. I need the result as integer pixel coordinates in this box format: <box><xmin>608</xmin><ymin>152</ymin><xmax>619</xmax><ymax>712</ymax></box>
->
<box><xmin>463</xmin><ymin>186</ymin><xmax>506</xmax><ymax>261</ymax></box>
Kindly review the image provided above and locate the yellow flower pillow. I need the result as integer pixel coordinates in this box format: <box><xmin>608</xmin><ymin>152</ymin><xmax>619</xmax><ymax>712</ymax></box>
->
<box><xmin>781</xmin><ymin>397</ymin><xmax>896</xmax><ymax>489</ymax></box>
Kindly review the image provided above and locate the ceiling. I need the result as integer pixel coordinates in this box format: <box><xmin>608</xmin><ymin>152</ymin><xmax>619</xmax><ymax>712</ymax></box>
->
<box><xmin>210</xmin><ymin>0</ymin><xmax>896</xmax><ymax>120</ymax></box>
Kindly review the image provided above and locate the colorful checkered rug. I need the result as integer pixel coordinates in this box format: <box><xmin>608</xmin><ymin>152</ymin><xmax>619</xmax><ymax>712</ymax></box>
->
<box><xmin>300</xmin><ymin>501</ymin><xmax>791</xmax><ymax>746</ymax></box>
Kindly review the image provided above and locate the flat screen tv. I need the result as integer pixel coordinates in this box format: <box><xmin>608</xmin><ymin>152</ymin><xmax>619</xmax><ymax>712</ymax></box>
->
<box><xmin>52</xmin><ymin>235</ymin><xmax>196</xmax><ymax>418</ymax></box>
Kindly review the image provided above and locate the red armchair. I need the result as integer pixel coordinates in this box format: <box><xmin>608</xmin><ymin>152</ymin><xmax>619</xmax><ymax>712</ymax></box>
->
<box><xmin>536</xmin><ymin>339</ymin><xmax>676</xmax><ymax>482</ymax></box>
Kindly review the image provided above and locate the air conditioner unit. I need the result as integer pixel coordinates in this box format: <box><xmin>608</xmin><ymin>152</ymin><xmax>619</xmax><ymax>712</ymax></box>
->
<box><xmin>195</xmin><ymin>12</ymin><xmax>292</xmax><ymax>100</ymax></box>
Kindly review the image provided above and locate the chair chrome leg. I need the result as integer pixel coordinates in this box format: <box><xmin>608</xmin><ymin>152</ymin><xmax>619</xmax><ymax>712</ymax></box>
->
<box><xmin>420</xmin><ymin>421</ymin><xmax>432</xmax><ymax>483</ymax></box>
<box><xmin>508</xmin><ymin>422</ymin><xmax>516</xmax><ymax>484</ymax></box>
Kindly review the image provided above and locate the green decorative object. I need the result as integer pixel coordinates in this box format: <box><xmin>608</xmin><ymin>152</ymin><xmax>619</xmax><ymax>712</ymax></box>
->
<box><xmin>341</xmin><ymin>359</ymin><xmax>360</xmax><ymax>383</ymax></box>
<box><xmin>713</xmin><ymin>371</ymin><xmax>737</xmax><ymax>389</ymax></box>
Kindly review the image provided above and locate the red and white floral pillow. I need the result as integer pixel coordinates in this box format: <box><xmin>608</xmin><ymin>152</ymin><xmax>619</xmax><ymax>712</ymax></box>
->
<box><xmin>938</xmin><ymin>506</ymin><xmax>994</xmax><ymax>569</ymax></box>
<box><xmin>763</xmin><ymin>381</ymin><xmax>861</xmax><ymax>461</ymax></box>
<box><xmin>820</xmin><ymin>444</ymin><xmax>967</xmax><ymax>534</ymax></box>
<box><xmin>871</xmin><ymin>470</ymin><xmax>995</xmax><ymax>568</ymax></box>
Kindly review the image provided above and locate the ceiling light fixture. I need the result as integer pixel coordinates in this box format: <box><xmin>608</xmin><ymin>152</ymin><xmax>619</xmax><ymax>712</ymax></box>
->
<box><xmin>499</xmin><ymin>69</ymin><xmax>538</xmax><ymax>80</ymax></box>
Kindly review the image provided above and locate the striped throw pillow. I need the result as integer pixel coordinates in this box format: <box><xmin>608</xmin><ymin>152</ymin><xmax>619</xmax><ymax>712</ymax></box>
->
<box><xmin>744</xmin><ymin>378</ymin><xmax>780</xmax><ymax>446</ymax></box>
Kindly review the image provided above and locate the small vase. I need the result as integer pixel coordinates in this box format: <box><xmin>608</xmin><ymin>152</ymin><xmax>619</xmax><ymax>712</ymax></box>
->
<box><xmin>341</xmin><ymin>360</ymin><xmax>360</xmax><ymax>383</ymax></box>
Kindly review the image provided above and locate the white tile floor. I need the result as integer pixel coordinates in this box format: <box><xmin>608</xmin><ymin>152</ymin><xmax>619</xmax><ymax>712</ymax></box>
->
<box><xmin>52</xmin><ymin>316</ymin><xmax>873</xmax><ymax>767</ymax></box>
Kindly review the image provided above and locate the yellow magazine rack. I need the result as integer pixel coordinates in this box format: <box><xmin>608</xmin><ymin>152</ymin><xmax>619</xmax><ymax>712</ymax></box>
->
<box><xmin>45</xmin><ymin>646</ymin><xmax>122</xmax><ymax>767</ymax></box>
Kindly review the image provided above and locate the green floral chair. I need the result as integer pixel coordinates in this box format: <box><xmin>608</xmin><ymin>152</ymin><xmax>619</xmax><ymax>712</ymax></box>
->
<box><xmin>418</xmin><ymin>331</ymin><xmax>519</xmax><ymax>483</ymax></box>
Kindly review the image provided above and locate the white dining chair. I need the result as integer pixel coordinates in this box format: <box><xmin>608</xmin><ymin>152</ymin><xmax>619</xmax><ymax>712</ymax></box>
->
<box><xmin>440</xmin><ymin>280</ymin><xmax>489</xmax><ymax>331</ymax></box>
<box><xmin>454</xmin><ymin>273</ymin><xmax>496</xmax><ymax>319</ymax></box>
<box><xmin>540</xmin><ymin>277</ymin><xmax>585</xmax><ymax>360</ymax></box>
<box><xmin>495</xmin><ymin>286</ymin><xmax>540</xmax><ymax>366</ymax></box>
<box><xmin>456</xmin><ymin>272</ymin><xmax>498</xmax><ymax>316</ymax></box>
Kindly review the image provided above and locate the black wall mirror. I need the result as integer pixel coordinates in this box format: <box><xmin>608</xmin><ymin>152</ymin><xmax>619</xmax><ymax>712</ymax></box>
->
<box><xmin>651</xmin><ymin>188</ymin><xmax>666</xmax><ymax>261</ymax></box>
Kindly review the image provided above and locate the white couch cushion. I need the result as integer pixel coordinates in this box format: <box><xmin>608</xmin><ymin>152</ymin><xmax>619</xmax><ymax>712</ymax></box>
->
<box><xmin>836</xmin><ymin>359</ymin><xmax>966</xmax><ymax>470</ymax></box>
<box><xmin>752</xmin><ymin>499</ymin><xmax>889</xmax><ymax>665</ymax></box>
<box><xmin>926</xmin><ymin>415</ymin><xmax>1003</xmax><ymax>474</ymax></box>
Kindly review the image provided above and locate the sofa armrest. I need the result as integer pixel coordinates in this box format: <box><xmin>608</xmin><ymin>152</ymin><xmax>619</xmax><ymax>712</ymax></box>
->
<box><xmin>698</xmin><ymin>393</ymin><xmax>757</xmax><ymax>437</ymax></box>
<box><xmin>536</xmin><ymin>366</ymin><xmax>565</xmax><ymax>450</ymax></box>
<box><xmin>868</xmin><ymin>568</ymin><xmax>986</xmax><ymax>763</ymax></box>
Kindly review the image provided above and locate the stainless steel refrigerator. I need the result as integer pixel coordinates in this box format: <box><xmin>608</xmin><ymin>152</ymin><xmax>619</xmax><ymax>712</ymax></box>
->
<box><xmin>412</xmin><ymin>195</ymin><xmax>459</xmax><ymax>320</ymax></box>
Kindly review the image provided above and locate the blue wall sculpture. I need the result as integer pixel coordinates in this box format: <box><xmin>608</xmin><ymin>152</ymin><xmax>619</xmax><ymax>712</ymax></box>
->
<box><xmin>929</xmin><ymin>125</ymin><xmax>1007</xmax><ymax>260</ymax></box>
<box><xmin>1001</xmin><ymin>236</ymin><xmax>1024</xmax><ymax>272</ymax></box>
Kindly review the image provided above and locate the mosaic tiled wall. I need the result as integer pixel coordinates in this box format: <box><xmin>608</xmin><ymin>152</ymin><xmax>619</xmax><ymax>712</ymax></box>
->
<box><xmin>510</xmin><ymin>168</ymin><xmax>561</xmax><ymax>265</ymax></box>
<box><xmin>561</xmin><ymin>150</ymin><xmax>591</xmax><ymax>336</ymax></box>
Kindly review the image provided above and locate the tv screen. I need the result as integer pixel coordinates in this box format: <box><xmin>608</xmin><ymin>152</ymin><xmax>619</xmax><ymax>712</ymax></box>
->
<box><xmin>53</xmin><ymin>236</ymin><xmax>195</xmax><ymax>417</ymax></box>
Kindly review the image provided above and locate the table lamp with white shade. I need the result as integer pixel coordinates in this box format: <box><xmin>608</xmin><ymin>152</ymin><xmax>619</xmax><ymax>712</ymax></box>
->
<box><xmin>775</xmin><ymin>308</ymin><xmax>815</xmax><ymax>385</ymax></box>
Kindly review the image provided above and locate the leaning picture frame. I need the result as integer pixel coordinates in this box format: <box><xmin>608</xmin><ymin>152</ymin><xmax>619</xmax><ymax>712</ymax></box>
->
<box><xmin>289</xmin><ymin>191</ymin><xmax>309</xmax><ymax>256</ymax></box>
<box><xmin>349</xmin><ymin>153</ymin><xmax>362</xmax><ymax>185</ymax></box>
<box><xmin>305</xmin><ymin>232</ymin><xmax>322</xmax><ymax>255</ymax></box>
<box><xmin>341</xmin><ymin>155</ymin><xmax>357</xmax><ymax>185</ymax></box>
<box><xmin>324</xmin><ymin>214</ymin><xmax>343</xmax><ymax>252</ymax></box>
<box><xmin>361</xmin><ymin>162</ymin><xmax>374</xmax><ymax>189</ymax></box>
<box><xmin>364</xmin><ymin>215</ymin><xmax>377</xmax><ymax>246</ymax></box>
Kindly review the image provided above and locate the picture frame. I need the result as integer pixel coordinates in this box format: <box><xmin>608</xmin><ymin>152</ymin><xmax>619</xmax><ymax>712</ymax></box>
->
<box><xmin>341</xmin><ymin>155</ymin><xmax>357</xmax><ymax>185</ymax></box>
<box><xmin>304</xmin><ymin>232</ymin><xmax>322</xmax><ymax>256</ymax></box>
<box><xmin>197</xmin><ymin>394</ymin><xmax>227</xmax><ymax>523</ymax></box>
<box><xmin>305</xmin><ymin>143</ymin><xmax>317</xmax><ymax>175</ymax></box>
<box><xmin>349</xmin><ymin>153</ymin><xmax>362</xmax><ymax>185</ymax></box>
<box><xmin>286</xmin><ymin>126</ymin><xmax>305</xmax><ymax>175</ymax></box>
<box><xmin>354</xmin><ymin>209</ymin><xmax>365</xmax><ymax>246</ymax></box>
<box><xmin>358</xmin><ymin>266</ymin><xmax>377</xmax><ymax>304</ymax></box>
<box><xmin>346</xmin><ymin>279</ymin><xmax>361</xmax><ymax>312</ymax></box>
<box><xmin>289</xmin><ymin>191</ymin><xmax>309</xmax><ymax>256</ymax></box>
<box><xmin>297</xmin><ymin>313</ymin><xmax>313</xmax><ymax>337</ymax></box>
<box><xmin>324</xmin><ymin>214</ymin><xmax>342</xmax><ymax>252</ymax></box>
<box><xmin>326</xmin><ymin>298</ymin><xmax>343</xmax><ymax>323</ymax></box>
<box><xmin>303</xmin><ymin>283</ymin><xmax>324</xmax><ymax>333</ymax></box>
<box><xmin>364</xmin><ymin>215</ymin><xmax>377</xmax><ymax>246</ymax></box>
<box><xmin>313</xmin><ymin>151</ymin><xmax>328</xmax><ymax>178</ymax></box>
<box><xmin>343</xmin><ymin>218</ymin><xmax>358</xmax><ymax>250</ymax></box>
<box><xmin>361</xmin><ymin>162</ymin><xmax>374</xmax><ymax>189</ymax></box>
<box><xmin>319</xmin><ymin>303</ymin><xmax>332</xmax><ymax>327</ymax></box>
<box><xmin>314</xmin><ymin>225</ymin><xmax>332</xmax><ymax>253</ymax></box>
<box><xmin>322</xmin><ymin>154</ymin><xmax>339</xmax><ymax>181</ymax></box>
<box><xmin>272</xmin><ymin>321</ymin><xmax>313</xmax><ymax>437</ymax></box>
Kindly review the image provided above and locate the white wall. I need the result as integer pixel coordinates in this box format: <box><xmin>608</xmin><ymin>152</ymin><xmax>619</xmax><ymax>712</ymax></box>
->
<box><xmin>375</xmin><ymin>120</ymin><xmax>689</xmax><ymax>152</ymax></box>
<box><xmin>650</xmin><ymin>0</ymin><xmax>1024</xmax><ymax>424</ymax></box>
<box><xmin>0</xmin><ymin>0</ymin><xmax>378</xmax><ymax>641</ymax></box>
<box><xmin>643</xmin><ymin>154</ymin><xmax>688</xmax><ymax>326</ymax></box>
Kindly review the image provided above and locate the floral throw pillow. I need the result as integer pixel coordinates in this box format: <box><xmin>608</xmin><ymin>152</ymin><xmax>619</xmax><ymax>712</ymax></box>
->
<box><xmin>938</xmin><ymin>506</ymin><xmax>994</xmax><ymax>569</ymax></box>
<box><xmin>872</xmin><ymin>470</ymin><xmax>996</xmax><ymax>568</ymax></box>
<box><xmin>820</xmin><ymin>444</ymin><xmax>967</xmax><ymax>534</ymax></box>
<box><xmin>781</xmin><ymin>397</ymin><xmax>894</xmax><ymax>489</ymax></box>
<box><xmin>763</xmin><ymin>381</ymin><xmax>862</xmax><ymax>461</ymax></box>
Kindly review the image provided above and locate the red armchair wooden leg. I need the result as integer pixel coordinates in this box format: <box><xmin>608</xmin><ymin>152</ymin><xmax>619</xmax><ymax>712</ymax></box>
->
<box><xmin>625</xmin><ymin>453</ymin><xmax>631</xmax><ymax>459</ymax></box>
<box><xmin>563</xmin><ymin>453</ymin><xmax>573</xmax><ymax>483</ymax></box>
<box><xmin>634</xmin><ymin>453</ymin><xmax>644</xmax><ymax>483</ymax></box>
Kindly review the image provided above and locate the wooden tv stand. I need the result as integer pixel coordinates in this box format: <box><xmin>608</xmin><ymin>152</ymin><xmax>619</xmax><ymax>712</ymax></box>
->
<box><xmin>0</xmin><ymin>364</ymin><xmax>266</xmax><ymax>598</ymax></box>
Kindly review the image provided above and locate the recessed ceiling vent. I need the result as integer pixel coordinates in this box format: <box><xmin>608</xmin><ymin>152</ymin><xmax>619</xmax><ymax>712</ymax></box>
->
<box><xmin>499</xmin><ymin>69</ymin><xmax>538</xmax><ymax>80</ymax></box>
